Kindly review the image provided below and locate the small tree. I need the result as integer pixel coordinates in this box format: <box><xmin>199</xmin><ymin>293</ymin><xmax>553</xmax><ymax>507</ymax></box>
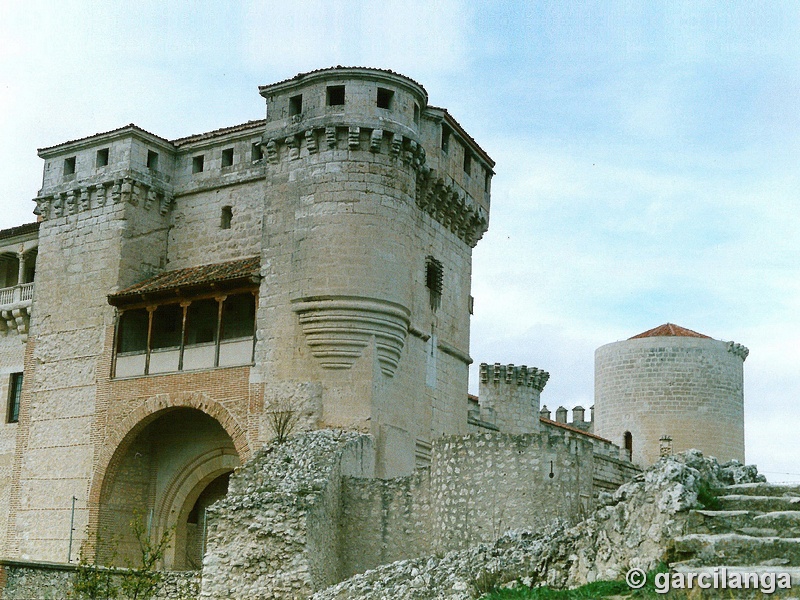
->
<box><xmin>71</xmin><ymin>531</ymin><xmax>118</xmax><ymax>600</ymax></box>
<box><xmin>120</xmin><ymin>516</ymin><xmax>172</xmax><ymax>600</ymax></box>
<box><xmin>266</xmin><ymin>398</ymin><xmax>301</xmax><ymax>443</ymax></box>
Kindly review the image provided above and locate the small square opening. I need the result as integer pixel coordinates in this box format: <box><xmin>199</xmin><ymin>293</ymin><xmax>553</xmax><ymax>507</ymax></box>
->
<box><xmin>220</xmin><ymin>206</ymin><xmax>232</xmax><ymax>230</ymax></box>
<box><xmin>222</xmin><ymin>148</ymin><xmax>234</xmax><ymax>168</ymax></box>
<box><xmin>377</xmin><ymin>88</ymin><xmax>394</xmax><ymax>109</ymax></box>
<box><xmin>327</xmin><ymin>85</ymin><xmax>345</xmax><ymax>106</ymax></box>
<box><xmin>147</xmin><ymin>150</ymin><xmax>159</xmax><ymax>170</ymax></box>
<box><xmin>96</xmin><ymin>148</ymin><xmax>109</xmax><ymax>168</ymax></box>
<box><xmin>192</xmin><ymin>155</ymin><xmax>205</xmax><ymax>174</ymax></box>
<box><xmin>63</xmin><ymin>156</ymin><xmax>76</xmax><ymax>176</ymax></box>
<box><xmin>252</xmin><ymin>142</ymin><xmax>263</xmax><ymax>161</ymax></box>
<box><xmin>289</xmin><ymin>94</ymin><xmax>303</xmax><ymax>116</ymax></box>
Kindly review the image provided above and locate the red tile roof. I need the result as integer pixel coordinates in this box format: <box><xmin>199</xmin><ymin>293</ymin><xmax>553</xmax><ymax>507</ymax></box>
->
<box><xmin>0</xmin><ymin>221</ymin><xmax>39</xmax><ymax>242</ymax></box>
<box><xmin>629</xmin><ymin>323</ymin><xmax>711</xmax><ymax>340</ymax></box>
<box><xmin>539</xmin><ymin>417</ymin><xmax>612</xmax><ymax>443</ymax></box>
<box><xmin>171</xmin><ymin>119</ymin><xmax>267</xmax><ymax>147</ymax></box>
<box><xmin>109</xmin><ymin>257</ymin><xmax>260</xmax><ymax>304</ymax></box>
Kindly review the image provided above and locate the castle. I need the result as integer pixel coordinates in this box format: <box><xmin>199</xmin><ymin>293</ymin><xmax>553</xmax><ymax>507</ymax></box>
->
<box><xmin>0</xmin><ymin>68</ymin><xmax>748</xmax><ymax>596</ymax></box>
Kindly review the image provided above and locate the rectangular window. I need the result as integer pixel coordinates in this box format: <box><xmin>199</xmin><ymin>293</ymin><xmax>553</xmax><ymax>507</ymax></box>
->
<box><xmin>252</xmin><ymin>142</ymin><xmax>263</xmax><ymax>161</ymax></box>
<box><xmin>463</xmin><ymin>150</ymin><xmax>471</xmax><ymax>176</ymax></box>
<box><xmin>289</xmin><ymin>94</ymin><xmax>303</xmax><ymax>116</ymax></box>
<box><xmin>64</xmin><ymin>156</ymin><xmax>76</xmax><ymax>176</ymax></box>
<box><xmin>151</xmin><ymin>304</ymin><xmax>182</xmax><ymax>349</ymax></box>
<box><xmin>7</xmin><ymin>372</ymin><xmax>22</xmax><ymax>424</ymax></box>
<box><xmin>185</xmin><ymin>299</ymin><xmax>218</xmax><ymax>345</ymax></box>
<box><xmin>221</xmin><ymin>148</ymin><xmax>234</xmax><ymax>168</ymax></box>
<box><xmin>192</xmin><ymin>155</ymin><xmax>205</xmax><ymax>174</ymax></box>
<box><xmin>441</xmin><ymin>126</ymin><xmax>450</xmax><ymax>153</ymax></box>
<box><xmin>377</xmin><ymin>87</ymin><xmax>394</xmax><ymax>109</ymax></box>
<box><xmin>326</xmin><ymin>85</ymin><xmax>345</xmax><ymax>106</ymax></box>
<box><xmin>413</xmin><ymin>103</ymin><xmax>420</xmax><ymax>125</ymax></box>
<box><xmin>220</xmin><ymin>206</ymin><xmax>232</xmax><ymax>230</ymax></box>
<box><xmin>117</xmin><ymin>309</ymin><xmax>149</xmax><ymax>353</ymax></box>
<box><xmin>96</xmin><ymin>148</ymin><xmax>109</xmax><ymax>168</ymax></box>
<box><xmin>220</xmin><ymin>294</ymin><xmax>255</xmax><ymax>340</ymax></box>
<box><xmin>147</xmin><ymin>150</ymin><xmax>159</xmax><ymax>170</ymax></box>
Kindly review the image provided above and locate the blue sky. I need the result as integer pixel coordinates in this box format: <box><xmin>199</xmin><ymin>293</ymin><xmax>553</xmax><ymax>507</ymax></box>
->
<box><xmin>1</xmin><ymin>1</ymin><xmax>798</xmax><ymax>480</ymax></box>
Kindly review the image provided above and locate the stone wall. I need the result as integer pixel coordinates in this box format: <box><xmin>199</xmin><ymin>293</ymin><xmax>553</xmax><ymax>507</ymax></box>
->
<box><xmin>0</xmin><ymin>559</ymin><xmax>199</xmax><ymax>600</ymax></box>
<box><xmin>201</xmin><ymin>427</ymin><xmax>635</xmax><ymax>599</ymax></box>
<box><xmin>200</xmin><ymin>431</ymin><xmax>374</xmax><ymax>599</ymax></box>
<box><xmin>0</xmin><ymin>337</ymin><xmax>25</xmax><ymax>559</ymax></box>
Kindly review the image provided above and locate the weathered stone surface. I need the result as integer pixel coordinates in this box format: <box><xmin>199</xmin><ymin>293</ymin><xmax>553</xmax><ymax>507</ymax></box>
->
<box><xmin>312</xmin><ymin>451</ymin><xmax>765</xmax><ymax>600</ymax></box>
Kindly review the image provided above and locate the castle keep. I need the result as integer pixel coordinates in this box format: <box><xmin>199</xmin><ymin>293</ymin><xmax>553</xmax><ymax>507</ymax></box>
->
<box><xmin>0</xmin><ymin>68</ymin><xmax>749</xmax><ymax>597</ymax></box>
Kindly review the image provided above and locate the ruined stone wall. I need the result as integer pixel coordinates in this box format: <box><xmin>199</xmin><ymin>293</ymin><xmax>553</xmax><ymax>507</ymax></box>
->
<box><xmin>200</xmin><ymin>431</ymin><xmax>374</xmax><ymax>600</ymax></box>
<box><xmin>430</xmin><ymin>432</ymin><xmax>593</xmax><ymax>553</ymax></box>
<box><xmin>0</xmin><ymin>559</ymin><xmax>200</xmax><ymax>600</ymax></box>
<box><xmin>594</xmin><ymin>336</ymin><xmax>747</xmax><ymax>466</ymax></box>
<box><xmin>339</xmin><ymin>469</ymin><xmax>432</xmax><ymax>577</ymax></box>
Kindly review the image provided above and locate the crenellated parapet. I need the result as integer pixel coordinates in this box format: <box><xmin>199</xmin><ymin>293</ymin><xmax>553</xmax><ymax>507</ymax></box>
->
<box><xmin>476</xmin><ymin>362</ymin><xmax>550</xmax><ymax>435</ymax></box>
<box><xmin>727</xmin><ymin>341</ymin><xmax>750</xmax><ymax>361</ymax></box>
<box><xmin>32</xmin><ymin>172</ymin><xmax>173</xmax><ymax>221</ymax></box>
<box><xmin>479</xmin><ymin>362</ymin><xmax>550</xmax><ymax>392</ymax></box>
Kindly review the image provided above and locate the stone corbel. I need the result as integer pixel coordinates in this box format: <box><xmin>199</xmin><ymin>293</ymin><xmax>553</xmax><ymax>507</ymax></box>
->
<box><xmin>111</xmin><ymin>180</ymin><xmax>122</xmax><ymax>203</ymax></box>
<box><xmin>120</xmin><ymin>179</ymin><xmax>132</xmax><ymax>204</ymax></box>
<box><xmin>305</xmin><ymin>129</ymin><xmax>318</xmax><ymax>154</ymax></box>
<box><xmin>66</xmin><ymin>190</ymin><xmax>77</xmax><ymax>214</ymax></box>
<box><xmin>390</xmin><ymin>133</ymin><xmax>403</xmax><ymax>157</ymax></box>
<box><xmin>159</xmin><ymin>193</ymin><xmax>173</xmax><ymax>216</ymax></box>
<box><xmin>145</xmin><ymin>188</ymin><xmax>157</xmax><ymax>211</ymax></box>
<box><xmin>79</xmin><ymin>188</ymin><xmax>91</xmax><ymax>211</ymax></box>
<box><xmin>32</xmin><ymin>196</ymin><xmax>51</xmax><ymax>220</ymax></box>
<box><xmin>95</xmin><ymin>183</ymin><xmax>107</xmax><ymax>207</ymax></box>
<box><xmin>370</xmin><ymin>129</ymin><xmax>383</xmax><ymax>153</ymax></box>
<box><xmin>348</xmin><ymin>126</ymin><xmax>360</xmax><ymax>150</ymax></box>
<box><xmin>325</xmin><ymin>126</ymin><xmax>337</xmax><ymax>149</ymax></box>
<box><xmin>266</xmin><ymin>139</ymin><xmax>279</xmax><ymax>164</ymax></box>
<box><xmin>12</xmin><ymin>307</ymin><xmax>30</xmax><ymax>339</ymax></box>
<box><xmin>285</xmin><ymin>136</ymin><xmax>299</xmax><ymax>160</ymax></box>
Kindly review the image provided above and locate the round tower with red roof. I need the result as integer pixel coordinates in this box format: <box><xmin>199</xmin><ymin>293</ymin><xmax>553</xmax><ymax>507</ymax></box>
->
<box><xmin>593</xmin><ymin>323</ymin><xmax>749</xmax><ymax>467</ymax></box>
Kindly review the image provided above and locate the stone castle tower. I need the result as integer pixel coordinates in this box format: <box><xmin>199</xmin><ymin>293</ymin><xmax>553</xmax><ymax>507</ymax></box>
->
<box><xmin>593</xmin><ymin>323</ymin><xmax>748</xmax><ymax>467</ymax></box>
<box><xmin>0</xmin><ymin>67</ymin><xmax>494</xmax><ymax>567</ymax></box>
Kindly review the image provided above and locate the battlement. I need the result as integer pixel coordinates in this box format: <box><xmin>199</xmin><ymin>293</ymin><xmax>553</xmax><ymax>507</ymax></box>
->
<box><xmin>727</xmin><ymin>341</ymin><xmax>750</xmax><ymax>361</ymax></box>
<box><xmin>539</xmin><ymin>404</ymin><xmax>594</xmax><ymax>433</ymax></box>
<box><xmin>479</xmin><ymin>362</ymin><xmax>550</xmax><ymax>391</ymax></box>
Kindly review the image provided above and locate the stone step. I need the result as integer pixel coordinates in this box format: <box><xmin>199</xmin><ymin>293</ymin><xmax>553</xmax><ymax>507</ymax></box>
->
<box><xmin>717</xmin><ymin>494</ymin><xmax>800</xmax><ymax>513</ymax></box>
<box><xmin>688</xmin><ymin>509</ymin><xmax>800</xmax><ymax>538</ymax></box>
<box><xmin>671</xmin><ymin>565</ymin><xmax>800</xmax><ymax>588</ymax></box>
<box><xmin>719</xmin><ymin>483</ymin><xmax>800</xmax><ymax>498</ymax></box>
<box><xmin>674</xmin><ymin>533</ymin><xmax>800</xmax><ymax>567</ymax></box>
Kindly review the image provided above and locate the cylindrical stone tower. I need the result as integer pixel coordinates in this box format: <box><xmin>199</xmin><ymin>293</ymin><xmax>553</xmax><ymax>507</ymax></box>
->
<box><xmin>593</xmin><ymin>323</ymin><xmax>748</xmax><ymax>467</ymax></box>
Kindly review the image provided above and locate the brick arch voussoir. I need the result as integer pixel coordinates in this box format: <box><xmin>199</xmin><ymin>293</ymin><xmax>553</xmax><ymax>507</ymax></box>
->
<box><xmin>89</xmin><ymin>391</ymin><xmax>250</xmax><ymax>509</ymax></box>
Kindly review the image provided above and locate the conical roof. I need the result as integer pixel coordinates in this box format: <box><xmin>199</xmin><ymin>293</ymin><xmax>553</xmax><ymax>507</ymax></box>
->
<box><xmin>629</xmin><ymin>323</ymin><xmax>711</xmax><ymax>340</ymax></box>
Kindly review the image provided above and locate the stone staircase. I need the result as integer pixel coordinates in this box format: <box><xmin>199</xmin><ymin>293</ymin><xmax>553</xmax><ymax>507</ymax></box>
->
<box><xmin>672</xmin><ymin>482</ymin><xmax>800</xmax><ymax>585</ymax></box>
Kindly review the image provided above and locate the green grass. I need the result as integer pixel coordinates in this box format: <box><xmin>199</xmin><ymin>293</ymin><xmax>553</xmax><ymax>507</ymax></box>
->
<box><xmin>484</xmin><ymin>578</ymin><xmax>631</xmax><ymax>599</ymax></box>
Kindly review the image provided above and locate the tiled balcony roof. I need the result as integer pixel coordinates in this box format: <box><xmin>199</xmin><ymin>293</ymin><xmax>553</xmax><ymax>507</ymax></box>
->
<box><xmin>109</xmin><ymin>256</ymin><xmax>260</xmax><ymax>305</ymax></box>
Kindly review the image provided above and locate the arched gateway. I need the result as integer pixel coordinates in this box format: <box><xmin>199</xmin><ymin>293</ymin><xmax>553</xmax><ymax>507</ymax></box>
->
<box><xmin>94</xmin><ymin>406</ymin><xmax>242</xmax><ymax>570</ymax></box>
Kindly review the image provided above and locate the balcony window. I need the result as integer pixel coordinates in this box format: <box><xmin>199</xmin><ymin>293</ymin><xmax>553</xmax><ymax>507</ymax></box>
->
<box><xmin>113</xmin><ymin>293</ymin><xmax>256</xmax><ymax>377</ymax></box>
